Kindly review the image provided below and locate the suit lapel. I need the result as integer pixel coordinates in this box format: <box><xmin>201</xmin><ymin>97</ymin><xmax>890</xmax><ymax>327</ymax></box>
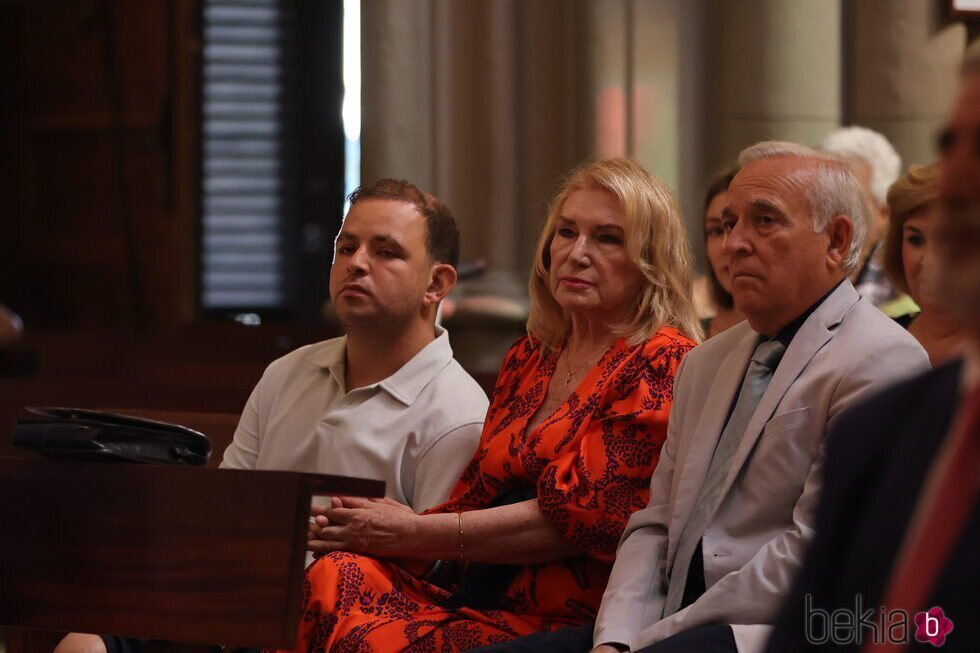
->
<box><xmin>714</xmin><ymin>282</ymin><xmax>861</xmax><ymax>502</ymax></box>
<box><xmin>670</xmin><ymin>325</ymin><xmax>757</xmax><ymax>549</ymax></box>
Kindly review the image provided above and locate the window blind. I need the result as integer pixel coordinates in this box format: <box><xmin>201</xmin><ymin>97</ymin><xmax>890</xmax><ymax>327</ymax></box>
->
<box><xmin>200</xmin><ymin>0</ymin><xmax>297</xmax><ymax>309</ymax></box>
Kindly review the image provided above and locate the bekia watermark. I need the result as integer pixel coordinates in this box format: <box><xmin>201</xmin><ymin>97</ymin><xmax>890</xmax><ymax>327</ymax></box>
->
<box><xmin>805</xmin><ymin>594</ymin><xmax>954</xmax><ymax>647</ymax></box>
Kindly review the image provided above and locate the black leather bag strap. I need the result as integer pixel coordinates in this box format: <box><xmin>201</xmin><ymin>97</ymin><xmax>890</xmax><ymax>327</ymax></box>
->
<box><xmin>12</xmin><ymin>407</ymin><xmax>211</xmax><ymax>466</ymax></box>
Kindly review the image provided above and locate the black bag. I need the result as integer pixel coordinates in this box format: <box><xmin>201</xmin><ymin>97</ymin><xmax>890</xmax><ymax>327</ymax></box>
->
<box><xmin>12</xmin><ymin>407</ymin><xmax>211</xmax><ymax>466</ymax></box>
<box><xmin>439</xmin><ymin>485</ymin><xmax>537</xmax><ymax>610</ymax></box>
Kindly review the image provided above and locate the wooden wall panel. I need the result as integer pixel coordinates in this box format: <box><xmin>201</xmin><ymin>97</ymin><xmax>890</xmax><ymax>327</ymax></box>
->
<box><xmin>0</xmin><ymin>0</ymin><xmax>198</xmax><ymax>330</ymax></box>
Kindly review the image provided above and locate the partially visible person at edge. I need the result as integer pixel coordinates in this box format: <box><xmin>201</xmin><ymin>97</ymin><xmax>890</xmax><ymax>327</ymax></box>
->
<box><xmin>275</xmin><ymin>158</ymin><xmax>702</xmax><ymax>652</ymax></box>
<box><xmin>701</xmin><ymin>168</ymin><xmax>745</xmax><ymax>339</ymax></box>
<box><xmin>819</xmin><ymin>126</ymin><xmax>904</xmax><ymax>310</ymax></box>
<box><xmin>883</xmin><ymin>162</ymin><xmax>966</xmax><ymax>365</ymax></box>
<box><xmin>53</xmin><ymin>178</ymin><xmax>489</xmax><ymax>653</ymax></box>
<box><xmin>764</xmin><ymin>39</ymin><xmax>980</xmax><ymax>653</ymax></box>
<box><xmin>0</xmin><ymin>303</ymin><xmax>23</xmax><ymax>348</ymax></box>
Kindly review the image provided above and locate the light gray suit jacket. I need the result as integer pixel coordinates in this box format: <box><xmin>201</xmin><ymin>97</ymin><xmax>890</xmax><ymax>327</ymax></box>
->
<box><xmin>593</xmin><ymin>282</ymin><xmax>930</xmax><ymax>653</ymax></box>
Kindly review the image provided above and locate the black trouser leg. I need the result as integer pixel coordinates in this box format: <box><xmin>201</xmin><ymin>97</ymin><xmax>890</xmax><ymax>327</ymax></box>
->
<box><xmin>466</xmin><ymin>622</ymin><xmax>595</xmax><ymax>652</ymax></box>
<box><xmin>634</xmin><ymin>624</ymin><xmax>736</xmax><ymax>653</ymax></box>
<box><xmin>101</xmin><ymin>636</ymin><xmax>148</xmax><ymax>653</ymax></box>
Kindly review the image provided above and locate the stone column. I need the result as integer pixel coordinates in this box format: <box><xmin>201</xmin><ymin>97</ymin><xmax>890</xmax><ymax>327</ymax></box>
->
<box><xmin>361</xmin><ymin>0</ymin><xmax>592</xmax><ymax>279</ymax></box>
<box><xmin>847</xmin><ymin>0</ymin><xmax>966</xmax><ymax>168</ymax></box>
<box><xmin>360</xmin><ymin>0</ymin><xmax>435</xmax><ymax>190</ymax></box>
<box><xmin>512</xmin><ymin>0</ymin><xmax>593</xmax><ymax>269</ymax></box>
<box><xmin>705</xmin><ymin>0</ymin><xmax>844</xmax><ymax>171</ymax></box>
<box><xmin>588</xmin><ymin>0</ymin><xmax>631</xmax><ymax>158</ymax></box>
<box><xmin>630</xmin><ymin>0</ymin><xmax>710</xmax><ymax>254</ymax></box>
<box><xmin>428</xmin><ymin>0</ymin><xmax>527</xmax><ymax>274</ymax></box>
<box><xmin>359</xmin><ymin>0</ymin><xmax>596</xmax><ymax>373</ymax></box>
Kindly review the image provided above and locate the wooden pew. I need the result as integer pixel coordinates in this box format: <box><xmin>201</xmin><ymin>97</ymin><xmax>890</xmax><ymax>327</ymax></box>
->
<box><xmin>0</xmin><ymin>459</ymin><xmax>384</xmax><ymax>650</ymax></box>
<box><xmin>0</xmin><ymin>401</ymin><xmax>287</xmax><ymax>653</ymax></box>
<box><xmin>0</xmin><ymin>325</ymin><xmax>336</xmax><ymax>652</ymax></box>
<box><xmin>0</xmin><ymin>383</ymin><xmax>248</xmax><ymax>653</ymax></box>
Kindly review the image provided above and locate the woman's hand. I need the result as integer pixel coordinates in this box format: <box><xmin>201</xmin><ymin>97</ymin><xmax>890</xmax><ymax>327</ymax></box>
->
<box><xmin>307</xmin><ymin>496</ymin><xmax>342</xmax><ymax>551</ymax></box>
<box><xmin>310</xmin><ymin>497</ymin><xmax>577</xmax><ymax>565</ymax></box>
<box><xmin>308</xmin><ymin>496</ymin><xmax>435</xmax><ymax>558</ymax></box>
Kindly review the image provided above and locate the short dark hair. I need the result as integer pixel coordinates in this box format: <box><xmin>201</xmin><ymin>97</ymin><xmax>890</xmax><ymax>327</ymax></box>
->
<box><xmin>347</xmin><ymin>179</ymin><xmax>460</xmax><ymax>268</ymax></box>
<box><xmin>703</xmin><ymin>168</ymin><xmax>739</xmax><ymax>310</ymax></box>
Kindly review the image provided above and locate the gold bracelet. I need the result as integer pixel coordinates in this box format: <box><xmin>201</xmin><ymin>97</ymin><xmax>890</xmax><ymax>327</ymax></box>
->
<box><xmin>456</xmin><ymin>512</ymin><xmax>464</xmax><ymax>561</ymax></box>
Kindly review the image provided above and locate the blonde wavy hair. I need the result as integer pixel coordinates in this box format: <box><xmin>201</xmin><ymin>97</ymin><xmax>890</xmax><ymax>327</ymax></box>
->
<box><xmin>527</xmin><ymin>158</ymin><xmax>703</xmax><ymax>350</ymax></box>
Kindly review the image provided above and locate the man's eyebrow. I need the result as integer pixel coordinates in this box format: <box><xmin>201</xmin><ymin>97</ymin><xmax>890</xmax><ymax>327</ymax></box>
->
<box><xmin>903</xmin><ymin>224</ymin><xmax>924</xmax><ymax>233</ymax></box>
<box><xmin>750</xmin><ymin>200</ymin><xmax>784</xmax><ymax>214</ymax></box>
<box><xmin>336</xmin><ymin>232</ymin><xmax>357</xmax><ymax>242</ymax></box>
<box><xmin>371</xmin><ymin>235</ymin><xmax>407</xmax><ymax>251</ymax></box>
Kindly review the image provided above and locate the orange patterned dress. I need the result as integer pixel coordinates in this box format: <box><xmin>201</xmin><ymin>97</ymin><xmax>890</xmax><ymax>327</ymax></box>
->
<box><xmin>283</xmin><ymin>327</ymin><xmax>694</xmax><ymax>652</ymax></box>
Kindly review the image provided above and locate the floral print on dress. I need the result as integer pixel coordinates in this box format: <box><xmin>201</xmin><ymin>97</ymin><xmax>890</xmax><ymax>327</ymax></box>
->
<box><xmin>277</xmin><ymin>327</ymin><xmax>694</xmax><ymax>653</ymax></box>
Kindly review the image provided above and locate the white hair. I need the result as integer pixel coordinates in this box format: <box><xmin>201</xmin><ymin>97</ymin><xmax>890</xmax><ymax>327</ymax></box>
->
<box><xmin>738</xmin><ymin>141</ymin><xmax>869</xmax><ymax>273</ymax></box>
<box><xmin>818</xmin><ymin>126</ymin><xmax>901</xmax><ymax>207</ymax></box>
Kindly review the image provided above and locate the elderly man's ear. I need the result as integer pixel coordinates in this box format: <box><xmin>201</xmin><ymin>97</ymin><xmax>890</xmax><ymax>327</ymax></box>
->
<box><xmin>827</xmin><ymin>214</ymin><xmax>855</xmax><ymax>271</ymax></box>
<box><xmin>424</xmin><ymin>263</ymin><xmax>458</xmax><ymax>306</ymax></box>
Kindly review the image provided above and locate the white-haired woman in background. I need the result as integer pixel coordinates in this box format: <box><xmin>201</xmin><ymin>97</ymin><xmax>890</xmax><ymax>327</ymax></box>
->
<box><xmin>820</xmin><ymin>125</ymin><xmax>903</xmax><ymax>307</ymax></box>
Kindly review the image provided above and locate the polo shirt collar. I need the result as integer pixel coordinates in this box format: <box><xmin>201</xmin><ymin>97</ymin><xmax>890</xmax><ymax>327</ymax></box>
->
<box><xmin>379</xmin><ymin>325</ymin><xmax>454</xmax><ymax>405</ymax></box>
<box><xmin>305</xmin><ymin>336</ymin><xmax>346</xmax><ymax>377</ymax></box>
<box><xmin>305</xmin><ymin>326</ymin><xmax>454</xmax><ymax>405</ymax></box>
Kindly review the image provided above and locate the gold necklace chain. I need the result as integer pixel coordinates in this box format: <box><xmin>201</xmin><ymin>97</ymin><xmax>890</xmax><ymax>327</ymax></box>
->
<box><xmin>562</xmin><ymin>347</ymin><xmax>607</xmax><ymax>386</ymax></box>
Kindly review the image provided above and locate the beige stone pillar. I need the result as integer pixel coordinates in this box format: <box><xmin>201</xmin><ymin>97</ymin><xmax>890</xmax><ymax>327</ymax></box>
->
<box><xmin>629</xmin><ymin>0</ymin><xmax>712</xmax><ymax>250</ymax></box>
<box><xmin>588</xmin><ymin>0</ymin><xmax>631</xmax><ymax>158</ymax></box>
<box><xmin>632</xmin><ymin>0</ymin><xmax>683</xmax><ymax>191</ymax></box>
<box><xmin>511</xmin><ymin>0</ymin><xmax>593</xmax><ymax>269</ymax></box>
<box><xmin>359</xmin><ymin>0</ymin><xmax>596</xmax><ymax>373</ymax></box>
<box><xmin>360</xmin><ymin>0</ymin><xmax>435</xmax><ymax>191</ymax></box>
<box><xmin>705</xmin><ymin>0</ymin><xmax>844</xmax><ymax>171</ymax></box>
<box><xmin>361</xmin><ymin>0</ymin><xmax>592</xmax><ymax>279</ymax></box>
<box><xmin>847</xmin><ymin>0</ymin><xmax>966</xmax><ymax>168</ymax></box>
<box><xmin>425</xmin><ymin>1</ymin><xmax>519</xmax><ymax>277</ymax></box>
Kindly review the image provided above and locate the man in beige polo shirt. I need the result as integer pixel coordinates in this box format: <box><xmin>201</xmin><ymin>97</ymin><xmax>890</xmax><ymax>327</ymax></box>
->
<box><xmin>57</xmin><ymin>179</ymin><xmax>489</xmax><ymax>653</ymax></box>
<box><xmin>221</xmin><ymin>178</ymin><xmax>489</xmax><ymax>512</ymax></box>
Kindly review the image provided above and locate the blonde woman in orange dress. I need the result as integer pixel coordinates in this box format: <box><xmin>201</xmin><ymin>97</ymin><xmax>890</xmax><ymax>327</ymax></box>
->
<box><xmin>287</xmin><ymin>159</ymin><xmax>702</xmax><ymax>652</ymax></box>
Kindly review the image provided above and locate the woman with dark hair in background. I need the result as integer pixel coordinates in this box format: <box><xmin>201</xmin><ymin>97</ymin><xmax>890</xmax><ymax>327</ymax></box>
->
<box><xmin>700</xmin><ymin>169</ymin><xmax>744</xmax><ymax>339</ymax></box>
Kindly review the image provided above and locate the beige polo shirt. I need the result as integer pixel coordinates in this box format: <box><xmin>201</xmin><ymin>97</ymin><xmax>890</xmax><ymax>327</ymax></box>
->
<box><xmin>221</xmin><ymin>327</ymin><xmax>488</xmax><ymax>512</ymax></box>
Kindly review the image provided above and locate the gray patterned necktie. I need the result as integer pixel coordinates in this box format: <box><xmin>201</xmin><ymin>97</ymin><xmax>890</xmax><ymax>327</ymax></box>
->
<box><xmin>662</xmin><ymin>338</ymin><xmax>787</xmax><ymax>616</ymax></box>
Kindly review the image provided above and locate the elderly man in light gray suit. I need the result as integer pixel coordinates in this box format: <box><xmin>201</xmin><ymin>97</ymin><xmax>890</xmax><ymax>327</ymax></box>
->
<box><xmin>591</xmin><ymin>142</ymin><xmax>930</xmax><ymax>653</ymax></box>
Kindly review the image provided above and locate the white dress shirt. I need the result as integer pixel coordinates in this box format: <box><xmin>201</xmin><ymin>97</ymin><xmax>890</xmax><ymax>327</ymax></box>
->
<box><xmin>221</xmin><ymin>326</ymin><xmax>489</xmax><ymax>512</ymax></box>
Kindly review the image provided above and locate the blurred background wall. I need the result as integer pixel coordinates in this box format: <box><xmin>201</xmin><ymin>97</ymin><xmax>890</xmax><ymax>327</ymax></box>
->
<box><xmin>0</xmin><ymin>8</ymin><xmax>973</xmax><ymax>649</ymax></box>
<box><xmin>0</xmin><ymin>0</ymin><xmax>974</xmax><ymax>388</ymax></box>
<box><xmin>360</xmin><ymin>0</ymin><xmax>968</xmax><ymax>282</ymax></box>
